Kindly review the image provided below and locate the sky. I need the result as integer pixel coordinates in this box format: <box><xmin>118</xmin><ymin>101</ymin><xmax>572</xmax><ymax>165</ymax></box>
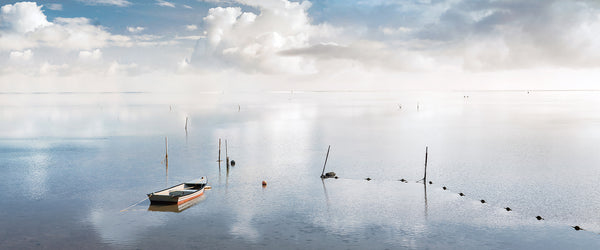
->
<box><xmin>2</xmin><ymin>0</ymin><xmax>600</xmax><ymax>91</ymax></box>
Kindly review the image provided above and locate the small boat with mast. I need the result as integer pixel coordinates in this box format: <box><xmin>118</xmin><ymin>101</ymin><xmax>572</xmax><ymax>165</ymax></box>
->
<box><xmin>147</xmin><ymin>177</ymin><xmax>208</xmax><ymax>204</ymax></box>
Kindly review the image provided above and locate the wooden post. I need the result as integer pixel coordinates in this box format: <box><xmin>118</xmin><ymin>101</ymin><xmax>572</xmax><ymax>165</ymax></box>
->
<box><xmin>185</xmin><ymin>117</ymin><xmax>188</xmax><ymax>132</ymax></box>
<box><xmin>165</xmin><ymin>137</ymin><xmax>169</xmax><ymax>184</ymax></box>
<box><xmin>320</xmin><ymin>145</ymin><xmax>331</xmax><ymax>178</ymax></box>
<box><xmin>165</xmin><ymin>137</ymin><xmax>168</xmax><ymax>160</ymax></box>
<box><xmin>225</xmin><ymin>140</ymin><xmax>229</xmax><ymax>168</ymax></box>
<box><xmin>423</xmin><ymin>146</ymin><xmax>428</xmax><ymax>183</ymax></box>
<box><xmin>218</xmin><ymin>138</ymin><xmax>221</xmax><ymax>162</ymax></box>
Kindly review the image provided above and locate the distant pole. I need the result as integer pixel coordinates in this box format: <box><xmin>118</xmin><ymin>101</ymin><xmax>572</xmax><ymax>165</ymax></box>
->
<box><xmin>423</xmin><ymin>146</ymin><xmax>428</xmax><ymax>183</ymax></box>
<box><xmin>165</xmin><ymin>137</ymin><xmax>169</xmax><ymax>183</ymax></box>
<box><xmin>165</xmin><ymin>136</ymin><xmax>169</xmax><ymax>187</ymax></box>
<box><xmin>165</xmin><ymin>137</ymin><xmax>168</xmax><ymax>160</ymax></box>
<box><xmin>225</xmin><ymin>140</ymin><xmax>230</xmax><ymax>168</ymax></box>
<box><xmin>320</xmin><ymin>145</ymin><xmax>331</xmax><ymax>178</ymax></box>
<box><xmin>185</xmin><ymin>117</ymin><xmax>188</xmax><ymax>132</ymax></box>
<box><xmin>218</xmin><ymin>138</ymin><xmax>221</xmax><ymax>162</ymax></box>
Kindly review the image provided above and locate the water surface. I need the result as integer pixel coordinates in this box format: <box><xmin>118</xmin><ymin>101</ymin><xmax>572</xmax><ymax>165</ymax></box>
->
<box><xmin>1</xmin><ymin>90</ymin><xmax>599</xmax><ymax>249</ymax></box>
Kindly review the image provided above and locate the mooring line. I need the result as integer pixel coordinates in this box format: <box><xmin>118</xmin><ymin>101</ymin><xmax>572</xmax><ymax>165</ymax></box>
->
<box><xmin>120</xmin><ymin>197</ymin><xmax>150</xmax><ymax>212</ymax></box>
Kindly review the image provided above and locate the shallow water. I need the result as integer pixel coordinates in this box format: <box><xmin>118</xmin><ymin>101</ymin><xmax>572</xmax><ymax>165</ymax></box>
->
<box><xmin>1</xmin><ymin>90</ymin><xmax>600</xmax><ymax>249</ymax></box>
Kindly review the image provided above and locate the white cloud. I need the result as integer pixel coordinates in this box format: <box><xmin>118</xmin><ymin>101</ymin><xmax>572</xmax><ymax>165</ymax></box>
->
<box><xmin>194</xmin><ymin>0</ymin><xmax>338</xmax><ymax>74</ymax></box>
<box><xmin>127</xmin><ymin>26</ymin><xmax>145</xmax><ymax>33</ymax></box>
<box><xmin>178</xmin><ymin>57</ymin><xmax>190</xmax><ymax>72</ymax></box>
<box><xmin>78</xmin><ymin>0</ymin><xmax>131</xmax><ymax>7</ymax></box>
<box><xmin>156</xmin><ymin>0</ymin><xmax>175</xmax><ymax>8</ymax></box>
<box><xmin>0</xmin><ymin>2</ymin><xmax>134</xmax><ymax>51</ymax></box>
<box><xmin>281</xmin><ymin>41</ymin><xmax>436</xmax><ymax>71</ymax></box>
<box><xmin>185</xmin><ymin>25</ymin><xmax>198</xmax><ymax>31</ymax></box>
<box><xmin>176</xmin><ymin>35</ymin><xmax>204</xmax><ymax>40</ymax></box>
<box><xmin>380</xmin><ymin>26</ymin><xmax>411</xmax><ymax>36</ymax></box>
<box><xmin>39</xmin><ymin>61</ymin><xmax>69</xmax><ymax>75</ymax></box>
<box><xmin>183</xmin><ymin>5</ymin><xmax>193</xmax><ymax>9</ymax></box>
<box><xmin>0</xmin><ymin>2</ymin><xmax>51</xmax><ymax>33</ymax></box>
<box><xmin>79</xmin><ymin>49</ymin><xmax>102</xmax><ymax>60</ymax></box>
<box><xmin>107</xmin><ymin>61</ymin><xmax>139</xmax><ymax>75</ymax></box>
<box><xmin>9</xmin><ymin>49</ymin><xmax>33</xmax><ymax>60</ymax></box>
<box><xmin>46</xmin><ymin>4</ymin><xmax>63</xmax><ymax>11</ymax></box>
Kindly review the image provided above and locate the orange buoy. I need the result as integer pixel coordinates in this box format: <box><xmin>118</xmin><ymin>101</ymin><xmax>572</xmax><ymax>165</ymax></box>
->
<box><xmin>262</xmin><ymin>180</ymin><xmax>267</xmax><ymax>186</ymax></box>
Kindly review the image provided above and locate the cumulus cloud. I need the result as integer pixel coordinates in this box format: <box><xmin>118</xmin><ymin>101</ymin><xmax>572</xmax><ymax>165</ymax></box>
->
<box><xmin>9</xmin><ymin>49</ymin><xmax>33</xmax><ymax>61</ymax></box>
<box><xmin>156</xmin><ymin>0</ymin><xmax>175</xmax><ymax>8</ymax></box>
<box><xmin>0</xmin><ymin>2</ymin><xmax>51</xmax><ymax>33</ymax></box>
<box><xmin>0</xmin><ymin>2</ymin><xmax>132</xmax><ymax>51</ymax></box>
<box><xmin>193</xmin><ymin>0</ymin><xmax>340</xmax><ymax>74</ymax></box>
<box><xmin>77</xmin><ymin>0</ymin><xmax>131</xmax><ymax>7</ymax></box>
<box><xmin>127</xmin><ymin>26</ymin><xmax>145</xmax><ymax>33</ymax></box>
<box><xmin>79</xmin><ymin>49</ymin><xmax>102</xmax><ymax>60</ymax></box>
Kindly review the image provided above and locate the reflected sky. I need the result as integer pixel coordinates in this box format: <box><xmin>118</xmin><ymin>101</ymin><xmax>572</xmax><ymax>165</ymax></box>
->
<box><xmin>1</xmin><ymin>91</ymin><xmax>600</xmax><ymax>249</ymax></box>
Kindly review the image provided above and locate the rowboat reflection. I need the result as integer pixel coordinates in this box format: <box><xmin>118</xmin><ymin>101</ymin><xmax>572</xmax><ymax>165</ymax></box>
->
<box><xmin>147</xmin><ymin>195</ymin><xmax>207</xmax><ymax>213</ymax></box>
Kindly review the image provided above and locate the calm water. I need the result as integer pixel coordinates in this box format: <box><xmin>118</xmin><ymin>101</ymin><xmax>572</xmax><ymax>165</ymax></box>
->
<box><xmin>1</xmin><ymin>90</ymin><xmax>600</xmax><ymax>249</ymax></box>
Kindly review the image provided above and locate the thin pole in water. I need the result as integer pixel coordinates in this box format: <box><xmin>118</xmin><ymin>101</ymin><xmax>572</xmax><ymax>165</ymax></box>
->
<box><xmin>185</xmin><ymin>117</ymin><xmax>188</xmax><ymax>132</ymax></box>
<box><xmin>165</xmin><ymin>137</ymin><xmax>169</xmax><ymax>186</ymax></box>
<box><xmin>218</xmin><ymin>138</ymin><xmax>221</xmax><ymax>162</ymax></box>
<box><xmin>226</xmin><ymin>140</ymin><xmax>230</xmax><ymax>168</ymax></box>
<box><xmin>165</xmin><ymin>137</ymin><xmax>168</xmax><ymax>161</ymax></box>
<box><xmin>423</xmin><ymin>146</ymin><xmax>428</xmax><ymax>183</ymax></box>
<box><xmin>320</xmin><ymin>145</ymin><xmax>331</xmax><ymax>178</ymax></box>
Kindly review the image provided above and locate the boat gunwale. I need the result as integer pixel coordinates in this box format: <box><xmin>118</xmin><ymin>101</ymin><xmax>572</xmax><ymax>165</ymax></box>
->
<box><xmin>147</xmin><ymin>177</ymin><xmax>207</xmax><ymax>204</ymax></box>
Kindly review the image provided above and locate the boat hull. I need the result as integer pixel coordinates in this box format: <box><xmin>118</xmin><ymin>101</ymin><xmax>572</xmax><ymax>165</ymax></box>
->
<box><xmin>148</xmin><ymin>189</ymin><xmax>204</xmax><ymax>204</ymax></box>
<box><xmin>147</xmin><ymin>179</ymin><xmax>207</xmax><ymax>205</ymax></box>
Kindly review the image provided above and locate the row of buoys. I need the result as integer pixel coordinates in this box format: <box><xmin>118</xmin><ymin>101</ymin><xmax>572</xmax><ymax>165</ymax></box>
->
<box><xmin>324</xmin><ymin>175</ymin><xmax>586</xmax><ymax>232</ymax></box>
<box><xmin>436</xmin><ymin>182</ymin><xmax>585</xmax><ymax>231</ymax></box>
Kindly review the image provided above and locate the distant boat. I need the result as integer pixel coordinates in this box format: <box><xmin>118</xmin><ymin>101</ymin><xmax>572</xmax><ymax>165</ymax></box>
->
<box><xmin>147</xmin><ymin>177</ymin><xmax>207</xmax><ymax>204</ymax></box>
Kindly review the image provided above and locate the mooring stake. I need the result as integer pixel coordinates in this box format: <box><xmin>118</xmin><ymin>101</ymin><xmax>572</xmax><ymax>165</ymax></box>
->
<box><xmin>320</xmin><ymin>145</ymin><xmax>331</xmax><ymax>178</ymax></box>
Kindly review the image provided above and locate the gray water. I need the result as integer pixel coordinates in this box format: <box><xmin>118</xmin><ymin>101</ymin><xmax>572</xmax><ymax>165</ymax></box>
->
<box><xmin>1</xmin><ymin>90</ymin><xmax>600</xmax><ymax>249</ymax></box>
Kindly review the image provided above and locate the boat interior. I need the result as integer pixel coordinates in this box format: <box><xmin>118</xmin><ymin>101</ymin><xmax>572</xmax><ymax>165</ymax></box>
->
<box><xmin>152</xmin><ymin>183</ymin><xmax>206</xmax><ymax>197</ymax></box>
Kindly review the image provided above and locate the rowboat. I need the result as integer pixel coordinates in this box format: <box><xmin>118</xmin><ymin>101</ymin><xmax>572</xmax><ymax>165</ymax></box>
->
<box><xmin>148</xmin><ymin>195</ymin><xmax>206</xmax><ymax>213</ymax></box>
<box><xmin>147</xmin><ymin>177</ymin><xmax>207</xmax><ymax>204</ymax></box>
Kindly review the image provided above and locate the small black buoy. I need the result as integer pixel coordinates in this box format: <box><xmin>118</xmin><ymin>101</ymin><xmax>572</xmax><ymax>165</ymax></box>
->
<box><xmin>536</xmin><ymin>216</ymin><xmax>544</xmax><ymax>220</ymax></box>
<box><xmin>505</xmin><ymin>207</ymin><xmax>512</xmax><ymax>211</ymax></box>
<box><xmin>365</xmin><ymin>177</ymin><xmax>371</xmax><ymax>181</ymax></box>
<box><xmin>399</xmin><ymin>178</ymin><xmax>407</xmax><ymax>183</ymax></box>
<box><xmin>459</xmin><ymin>193</ymin><xmax>465</xmax><ymax>196</ymax></box>
<box><xmin>573</xmin><ymin>226</ymin><xmax>582</xmax><ymax>231</ymax></box>
<box><xmin>480</xmin><ymin>200</ymin><xmax>486</xmax><ymax>203</ymax></box>
<box><xmin>230</xmin><ymin>160</ymin><xmax>236</xmax><ymax>166</ymax></box>
<box><xmin>442</xmin><ymin>186</ymin><xmax>447</xmax><ymax>190</ymax></box>
<box><xmin>334</xmin><ymin>176</ymin><xmax>338</xmax><ymax>179</ymax></box>
<box><xmin>428</xmin><ymin>181</ymin><xmax>432</xmax><ymax>184</ymax></box>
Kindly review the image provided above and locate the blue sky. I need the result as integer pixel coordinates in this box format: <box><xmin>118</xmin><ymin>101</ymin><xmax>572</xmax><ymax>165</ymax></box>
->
<box><xmin>2</xmin><ymin>0</ymin><xmax>600</xmax><ymax>90</ymax></box>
